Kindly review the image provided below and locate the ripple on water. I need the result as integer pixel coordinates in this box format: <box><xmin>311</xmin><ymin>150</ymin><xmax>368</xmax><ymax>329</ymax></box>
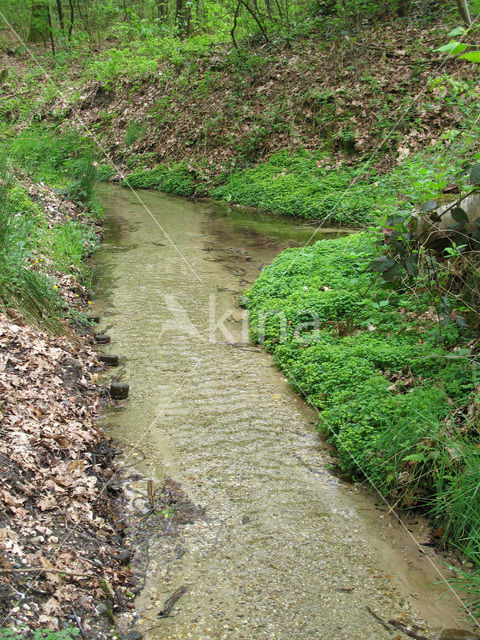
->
<box><xmin>94</xmin><ymin>185</ymin><xmax>470</xmax><ymax>640</ymax></box>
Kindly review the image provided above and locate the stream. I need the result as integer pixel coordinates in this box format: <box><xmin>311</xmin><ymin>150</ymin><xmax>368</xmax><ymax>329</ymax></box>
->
<box><xmin>93</xmin><ymin>184</ymin><xmax>468</xmax><ymax>640</ymax></box>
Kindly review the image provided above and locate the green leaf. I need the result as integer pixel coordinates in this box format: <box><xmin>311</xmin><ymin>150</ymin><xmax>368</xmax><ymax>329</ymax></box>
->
<box><xmin>459</xmin><ymin>51</ymin><xmax>480</xmax><ymax>62</ymax></box>
<box><xmin>470</xmin><ymin>163</ymin><xmax>480</xmax><ymax>184</ymax></box>
<box><xmin>369</xmin><ymin>256</ymin><xmax>395</xmax><ymax>273</ymax></box>
<box><xmin>386</xmin><ymin>213</ymin><xmax>409</xmax><ymax>226</ymax></box>
<box><xmin>405</xmin><ymin>254</ymin><xmax>419</xmax><ymax>277</ymax></box>
<box><xmin>448</xmin><ymin>26</ymin><xmax>465</xmax><ymax>37</ymax></box>
<box><xmin>448</xmin><ymin>221</ymin><xmax>466</xmax><ymax>231</ymax></box>
<box><xmin>435</xmin><ymin>41</ymin><xmax>468</xmax><ymax>55</ymax></box>
<box><xmin>451</xmin><ymin>207</ymin><xmax>468</xmax><ymax>223</ymax></box>
<box><xmin>382</xmin><ymin>264</ymin><xmax>400</xmax><ymax>282</ymax></box>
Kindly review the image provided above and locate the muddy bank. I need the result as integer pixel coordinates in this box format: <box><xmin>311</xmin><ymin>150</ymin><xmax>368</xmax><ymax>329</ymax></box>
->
<box><xmin>93</xmin><ymin>184</ymin><xmax>474</xmax><ymax>640</ymax></box>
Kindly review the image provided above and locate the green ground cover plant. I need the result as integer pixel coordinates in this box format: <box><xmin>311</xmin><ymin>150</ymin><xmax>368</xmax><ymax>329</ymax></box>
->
<box><xmin>124</xmin><ymin>162</ymin><xmax>196</xmax><ymax>196</ymax></box>
<box><xmin>244</xmin><ymin>233</ymin><xmax>480</xmax><ymax>594</ymax></box>
<box><xmin>211</xmin><ymin>150</ymin><xmax>382</xmax><ymax>224</ymax></box>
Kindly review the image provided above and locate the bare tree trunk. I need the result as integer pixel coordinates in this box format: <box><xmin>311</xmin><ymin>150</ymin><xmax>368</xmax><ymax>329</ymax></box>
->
<box><xmin>55</xmin><ymin>0</ymin><xmax>65</xmax><ymax>32</ymax></box>
<box><xmin>239</xmin><ymin>0</ymin><xmax>269</xmax><ymax>42</ymax></box>
<box><xmin>231</xmin><ymin>0</ymin><xmax>241</xmax><ymax>47</ymax></box>
<box><xmin>122</xmin><ymin>0</ymin><xmax>129</xmax><ymax>21</ymax></box>
<box><xmin>456</xmin><ymin>0</ymin><xmax>472</xmax><ymax>26</ymax></box>
<box><xmin>47</xmin><ymin>5</ymin><xmax>56</xmax><ymax>54</ymax></box>
<box><xmin>75</xmin><ymin>0</ymin><xmax>92</xmax><ymax>38</ymax></box>
<box><xmin>397</xmin><ymin>0</ymin><xmax>410</xmax><ymax>16</ymax></box>
<box><xmin>175</xmin><ymin>0</ymin><xmax>189</xmax><ymax>36</ymax></box>
<box><xmin>67</xmin><ymin>0</ymin><xmax>74</xmax><ymax>39</ymax></box>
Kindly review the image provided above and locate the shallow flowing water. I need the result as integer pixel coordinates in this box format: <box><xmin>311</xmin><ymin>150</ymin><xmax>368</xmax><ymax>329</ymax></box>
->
<box><xmin>94</xmin><ymin>184</ymin><xmax>470</xmax><ymax>640</ymax></box>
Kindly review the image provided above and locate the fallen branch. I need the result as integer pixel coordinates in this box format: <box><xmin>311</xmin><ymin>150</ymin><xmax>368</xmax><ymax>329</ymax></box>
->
<box><xmin>71</xmin><ymin>607</ymin><xmax>87</xmax><ymax>640</ymax></box>
<box><xmin>365</xmin><ymin>606</ymin><xmax>391</xmax><ymax>632</ymax></box>
<box><xmin>157</xmin><ymin>585</ymin><xmax>187</xmax><ymax>618</ymax></box>
<box><xmin>388</xmin><ymin>619</ymin><xmax>429</xmax><ymax>640</ymax></box>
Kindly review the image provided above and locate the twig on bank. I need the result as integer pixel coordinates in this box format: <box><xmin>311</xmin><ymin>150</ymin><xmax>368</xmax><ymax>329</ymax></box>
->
<box><xmin>147</xmin><ymin>479</ymin><xmax>154</xmax><ymax>510</ymax></box>
<box><xmin>71</xmin><ymin>606</ymin><xmax>87</xmax><ymax>639</ymax></box>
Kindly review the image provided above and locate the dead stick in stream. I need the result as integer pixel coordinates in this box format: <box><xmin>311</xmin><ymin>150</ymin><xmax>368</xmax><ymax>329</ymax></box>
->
<box><xmin>157</xmin><ymin>586</ymin><xmax>187</xmax><ymax>618</ymax></box>
<box><xmin>365</xmin><ymin>606</ymin><xmax>391</xmax><ymax>632</ymax></box>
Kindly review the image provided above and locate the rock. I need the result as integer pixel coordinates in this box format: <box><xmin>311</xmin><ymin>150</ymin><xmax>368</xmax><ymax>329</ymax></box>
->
<box><xmin>100</xmin><ymin>354</ymin><xmax>119</xmax><ymax>366</ymax></box>
<box><xmin>96</xmin><ymin>603</ymin><xmax>109</xmax><ymax>617</ymax></box>
<box><xmin>110</xmin><ymin>382</ymin><xmax>129</xmax><ymax>399</ymax></box>
<box><xmin>440</xmin><ymin>630</ymin><xmax>480</xmax><ymax>640</ymax></box>
<box><xmin>241</xmin><ymin>515</ymin><xmax>250</xmax><ymax>524</ymax></box>
<box><xmin>113</xmin><ymin>549</ymin><xmax>133</xmax><ymax>564</ymax></box>
<box><xmin>442</xmin><ymin>184</ymin><xmax>460</xmax><ymax>195</ymax></box>
<box><xmin>125</xmin><ymin>631</ymin><xmax>143</xmax><ymax>640</ymax></box>
<box><xmin>95</xmin><ymin>334</ymin><xmax>111</xmax><ymax>344</ymax></box>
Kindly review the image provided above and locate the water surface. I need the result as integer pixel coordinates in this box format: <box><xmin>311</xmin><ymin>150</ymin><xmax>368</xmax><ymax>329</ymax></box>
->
<box><xmin>94</xmin><ymin>184</ymin><xmax>468</xmax><ymax>640</ymax></box>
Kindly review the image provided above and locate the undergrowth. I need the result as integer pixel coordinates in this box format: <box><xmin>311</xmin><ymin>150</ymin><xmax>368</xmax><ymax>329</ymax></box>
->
<box><xmin>0</xmin><ymin>129</ymin><xmax>100</xmax><ymax>332</ymax></box>
<box><xmin>124</xmin><ymin>162</ymin><xmax>196</xmax><ymax>196</ymax></box>
<box><xmin>244</xmin><ymin>233</ymin><xmax>480</xmax><ymax>603</ymax></box>
<box><xmin>212</xmin><ymin>150</ymin><xmax>381</xmax><ymax>225</ymax></box>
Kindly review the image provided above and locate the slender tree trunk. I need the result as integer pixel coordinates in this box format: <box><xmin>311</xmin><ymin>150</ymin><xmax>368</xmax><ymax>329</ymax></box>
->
<box><xmin>195</xmin><ymin>0</ymin><xmax>203</xmax><ymax>26</ymax></box>
<box><xmin>67</xmin><ymin>0</ymin><xmax>74</xmax><ymax>39</ymax></box>
<box><xmin>239</xmin><ymin>0</ymin><xmax>269</xmax><ymax>42</ymax></box>
<box><xmin>456</xmin><ymin>0</ymin><xmax>472</xmax><ymax>26</ymax></box>
<box><xmin>397</xmin><ymin>0</ymin><xmax>410</xmax><ymax>16</ymax></box>
<box><xmin>175</xmin><ymin>0</ymin><xmax>189</xmax><ymax>36</ymax></box>
<box><xmin>157</xmin><ymin>0</ymin><xmax>167</xmax><ymax>22</ymax></box>
<box><xmin>231</xmin><ymin>0</ymin><xmax>240</xmax><ymax>47</ymax></box>
<box><xmin>75</xmin><ymin>0</ymin><xmax>91</xmax><ymax>38</ymax></box>
<box><xmin>55</xmin><ymin>0</ymin><xmax>65</xmax><ymax>32</ymax></box>
<box><xmin>47</xmin><ymin>5</ymin><xmax>56</xmax><ymax>54</ymax></box>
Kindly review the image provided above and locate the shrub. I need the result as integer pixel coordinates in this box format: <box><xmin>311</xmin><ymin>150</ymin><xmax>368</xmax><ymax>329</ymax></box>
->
<box><xmin>211</xmin><ymin>149</ymin><xmax>381</xmax><ymax>225</ymax></box>
<box><xmin>124</xmin><ymin>163</ymin><xmax>196</xmax><ymax>196</ymax></box>
<box><xmin>245</xmin><ymin>232</ymin><xmax>478</xmax><ymax>524</ymax></box>
<box><xmin>96</xmin><ymin>163</ymin><xmax>116</xmax><ymax>181</ymax></box>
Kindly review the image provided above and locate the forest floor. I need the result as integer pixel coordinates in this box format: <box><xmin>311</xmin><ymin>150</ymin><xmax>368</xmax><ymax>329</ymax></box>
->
<box><xmin>1</xmin><ymin>15</ymin><xmax>477</xmax><ymax>193</ymax></box>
